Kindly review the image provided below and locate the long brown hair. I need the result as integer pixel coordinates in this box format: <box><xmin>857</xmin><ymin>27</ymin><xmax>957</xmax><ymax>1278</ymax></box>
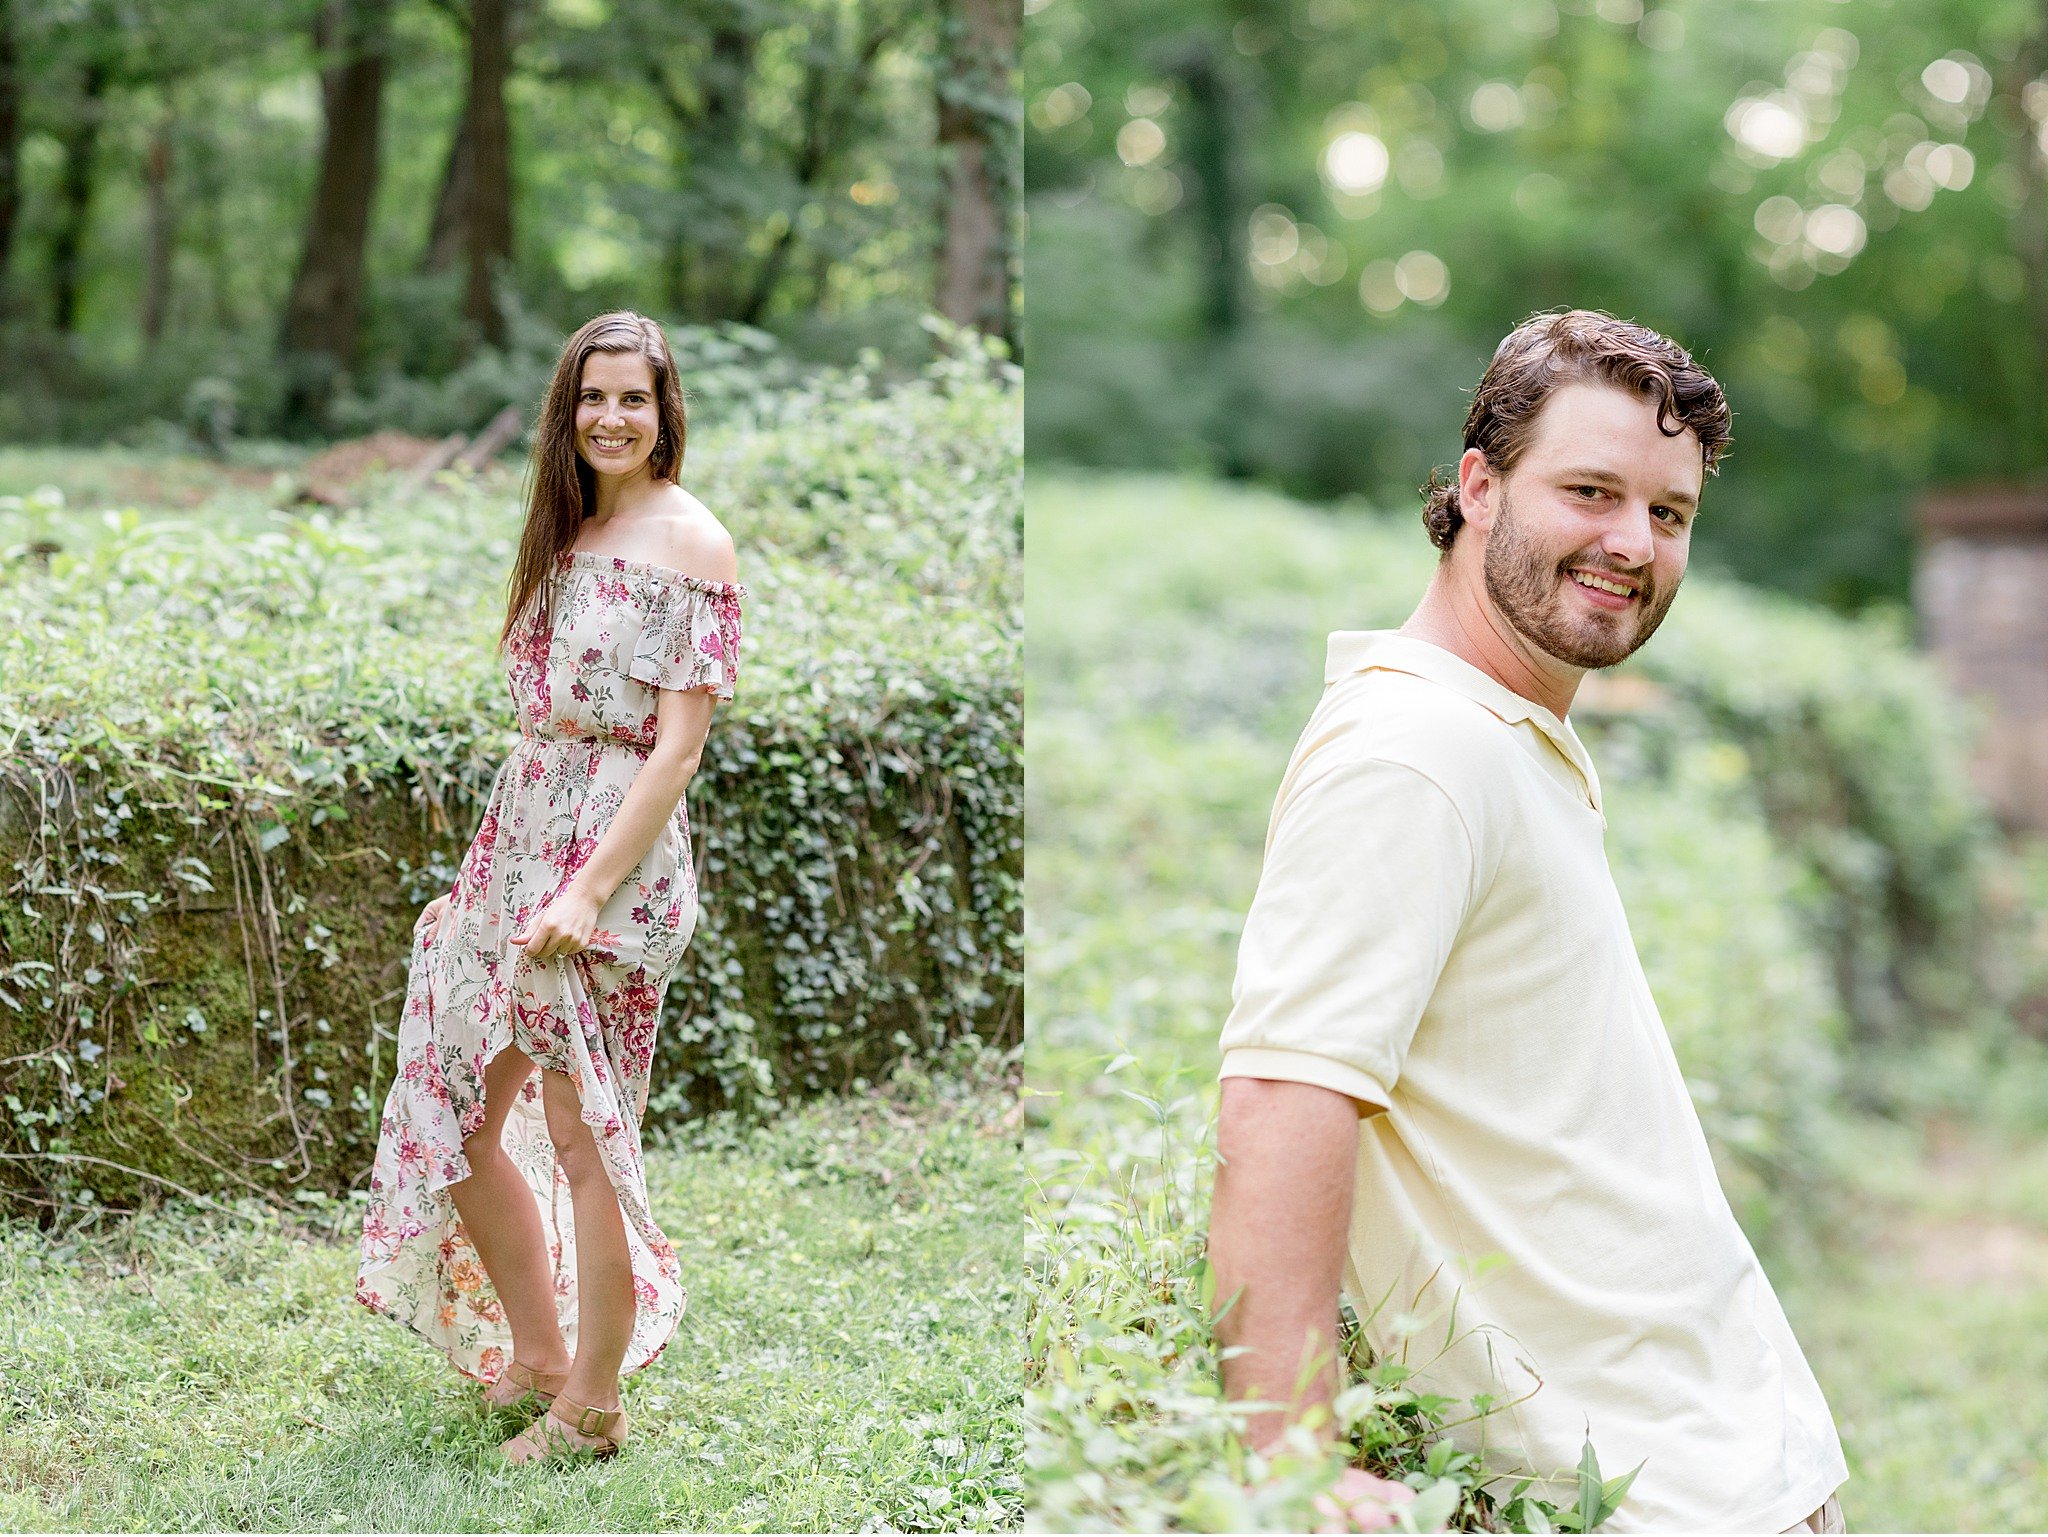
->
<box><xmin>1421</xmin><ymin>309</ymin><xmax>1731</xmax><ymax>553</ymax></box>
<box><xmin>497</xmin><ymin>311</ymin><xmax>689</xmax><ymax>652</ymax></box>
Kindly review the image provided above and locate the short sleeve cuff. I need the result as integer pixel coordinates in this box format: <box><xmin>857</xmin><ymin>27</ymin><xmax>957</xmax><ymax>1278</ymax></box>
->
<box><xmin>1218</xmin><ymin>1047</ymin><xmax>1392</xmax><ymax>1115</ymax></box>
<box><xmin>626</xmin><ymin>580</ymin><xmax>746</xmax><ymax>700</ymax></box>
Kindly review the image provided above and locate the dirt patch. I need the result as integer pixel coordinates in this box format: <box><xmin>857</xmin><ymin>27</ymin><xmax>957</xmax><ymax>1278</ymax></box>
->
<box><xmin>298</xmin><ymin>433</ymin><xmax>444</xmax><ymax>486</ymax></box>
<box><xmin>110</xmin><ymin>463</ymin><xmax>280</xmax><ymax>508</ymax></box>
<box><xmin>1893</xmin><ymin>1115</ymin><xmax>2048</xmax><ymax>1292</ymax></box>
<box><xmin>290</xmin><ymin>431</ymin><xmax>456</xmax><ymax>510</ymax></box>
<box><xmin>1907</xmin><ymin>1215</ymin><xmax>2048</xmax><ymax>1292</ymax></box>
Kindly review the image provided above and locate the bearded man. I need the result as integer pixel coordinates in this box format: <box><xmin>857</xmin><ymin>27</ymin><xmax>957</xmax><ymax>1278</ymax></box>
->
<box><xmin>1207</xmin><ymin>310</ymin><xmax>1848</xmax><ymax>1533</ymax></box>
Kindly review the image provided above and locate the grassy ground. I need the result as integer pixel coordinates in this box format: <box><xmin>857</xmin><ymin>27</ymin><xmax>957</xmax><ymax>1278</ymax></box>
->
<box><xmin>1024</xmin><ymin>471</ymin><xmax>2048</xmax><ymax>1531</ymax></box>
<box><xmin>0</xmin><ymin>1066</ymin><xmax>1020</xmax><ymax>1533</ymax></box>
<box><xmin>1782</xmin><ymin>1116</ymin><xmax>2048</xmax><ymax>1533</ymax></box>
<box><xmin>0</xmin><ymin>444</ymin><xmax>312</xmax><ymax>532</ymax></box>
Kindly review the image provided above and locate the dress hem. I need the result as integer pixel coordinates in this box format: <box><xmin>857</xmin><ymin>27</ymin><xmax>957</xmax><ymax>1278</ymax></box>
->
<box><xmin>351</xmin><ymin>1281</ymin><xmax>681</xmax><ymax>1385</ymax></box>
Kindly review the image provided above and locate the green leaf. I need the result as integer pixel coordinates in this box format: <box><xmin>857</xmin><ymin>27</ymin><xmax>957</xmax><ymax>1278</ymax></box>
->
<box><xmin>1576</xmin><ymin>1438</ymin><xmax>1604</xmax><ymax>1528</ymax></box>
<box><xmin>1398</xmin><ymin>1478</ymin><xmax>1462</xmax><ymax>1534</ymax></box>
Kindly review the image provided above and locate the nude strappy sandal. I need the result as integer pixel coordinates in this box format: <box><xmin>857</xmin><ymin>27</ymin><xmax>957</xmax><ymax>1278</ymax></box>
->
<box><xmin>482</xmin><ymin>1361</ymin><xmax>569</xmax><ymax>1411</ymax></box>
<box><xmin>499</xmin><ymin>1395</ymin><xmax>630</xmax><ymax>1464</ymax></box>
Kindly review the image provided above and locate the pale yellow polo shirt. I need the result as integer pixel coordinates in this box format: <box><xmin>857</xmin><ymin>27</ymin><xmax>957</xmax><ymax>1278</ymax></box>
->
<box><xmin>1218</xmin><ymin>631</ymin><xmax>1846</xmax><ymax>1533</ymax></box>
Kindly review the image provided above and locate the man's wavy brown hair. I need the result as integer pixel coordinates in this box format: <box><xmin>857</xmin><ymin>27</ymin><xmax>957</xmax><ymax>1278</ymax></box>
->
<box><xmin>1421</xmin><ymin>309</ymin><xmax>1731</xmax><ymax>553</ymax></box>
<box><xmin>497</xmin><ymin>311</ymin><xmax>689</xmax><ymax>652</ymax></box>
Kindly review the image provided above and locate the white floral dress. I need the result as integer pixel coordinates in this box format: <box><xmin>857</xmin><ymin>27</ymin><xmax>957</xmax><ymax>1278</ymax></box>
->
<box><xmin>356</xmin><ymin>548</ymin><xmax>745</xmax><ymax>1384</ymax></box>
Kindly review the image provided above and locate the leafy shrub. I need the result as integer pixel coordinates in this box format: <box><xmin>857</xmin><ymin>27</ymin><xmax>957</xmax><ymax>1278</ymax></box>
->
<box><xmin>1635</xmin><ymin>587</ymin><xmax>2003</xmax><ymax>1050</ymax></box>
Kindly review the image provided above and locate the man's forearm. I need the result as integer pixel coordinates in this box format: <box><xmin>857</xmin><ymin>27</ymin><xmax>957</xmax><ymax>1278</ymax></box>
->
<box><xmin>1208</xmin><ymin>1076</ymin><xmax>1362</xmax><ymax>1452</ymax></box>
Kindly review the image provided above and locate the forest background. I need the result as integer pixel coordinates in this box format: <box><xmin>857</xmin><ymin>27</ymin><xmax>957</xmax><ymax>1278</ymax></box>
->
<box><xmin>0</xmin><ymin>0</ymin><xmax>1016</xmax><ymax>442</ymax></box>
<box><xmin>1026</xmin><ymin>0</ymin><xmax>2048</xmax><ymax>610</ymax></box>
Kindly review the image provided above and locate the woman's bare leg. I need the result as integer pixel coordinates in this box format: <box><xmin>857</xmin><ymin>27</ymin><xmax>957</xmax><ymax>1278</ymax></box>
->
<box><xmin>541</xmin><ymin>1066</ymin><xmax>633</xmax><ymax>1413</ymax></box>
<box><xmin>447</xmin><ymin>1043</ymin><xmax>572</xmax><ymax>1378</ymax></box>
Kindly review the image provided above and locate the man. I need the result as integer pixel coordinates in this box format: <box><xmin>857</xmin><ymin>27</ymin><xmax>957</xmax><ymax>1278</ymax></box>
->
<box><xmin>1207</xmin><ymin>310</ymin><xmax>1847</xmax><ymax>1533</ymax></box>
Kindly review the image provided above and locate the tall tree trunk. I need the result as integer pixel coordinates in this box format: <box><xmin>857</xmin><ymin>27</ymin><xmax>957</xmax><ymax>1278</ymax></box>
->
<box><xmin>934</xmin><ymin>0</ymin><xmax>1017</xmax><ymax>343</ymax></box>
<box><xmin>663</xmin><ymin>235</ymin><xmax>690</xmax><ymax>317</ymax></box>
<box><xmin>50</xmin><ymin>58</ymin><xmax>109</xmax><ymax>335</ymax></box>
<box><xmin>141</xmin><ymin>99</ymin><xmax>177</xmax><ymax>346</ymax></box>
<box><xmin>189</xmin><ymin>111</ymin><xmax>237</xmax><ymax>331</ymax></box>
<box><xmin>0</xmin><ymin>0</ymin><xmax>22</xmax><ymax>321</ymax></box>
<box><xmin>1172</xmin><ymin>38</ymin><xmax>1245</xmax><ymax>341</ymax></box>
<box><xmin>736</xmin><ymin>37</ymin><xmax>831</xmax><ymax>326</ymax></box>
<box><xmin>1169</xmin><ymin>35</ymin><xmax>1250</xmax><ymax>476</ymax></box>
<box><xmin>279</xmin><ymin>0</ymin><xmax>394</xmax><ymax>432</ymax></box>
<box><xmin>802</xmin><ymin>245</ymin><xmax>832</xmax><ymax>312</ymax></box>
<box><xmin>420</xmin><ymin>96</ymin><xmax>472</xmax><ymax>274</ymax></box>
<box><xmin>463</xmin><ymin>0</ymin><xmax>511</xmax><ymax>346</ymax></box>
<box><xmin>703</xmin><ymin>21</ymin><xmax>755</xmax><ymax>319</ymax></box>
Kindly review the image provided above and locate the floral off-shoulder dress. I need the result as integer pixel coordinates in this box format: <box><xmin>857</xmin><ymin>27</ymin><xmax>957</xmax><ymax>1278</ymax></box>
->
<box><xmin>356</xmin><ymin>548</ymin><xmax>745</xmax><ymax>1384</ymax></box>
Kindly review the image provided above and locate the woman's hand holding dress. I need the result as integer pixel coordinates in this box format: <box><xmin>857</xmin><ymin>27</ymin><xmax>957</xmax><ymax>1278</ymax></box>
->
<box><xmin>510</xmin><ymin>884</ymin><xmax>603</xmax><ymax>961</ymax></box>
<box><xmin>413</xmin><ymin>894</ymin><xmax>452</xmax><ymax>945</ymax></box>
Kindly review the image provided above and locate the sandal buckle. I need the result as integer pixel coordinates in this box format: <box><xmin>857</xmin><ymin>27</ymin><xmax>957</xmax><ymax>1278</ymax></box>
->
<box><xmin>574</xmin><ymin>1404</ymin><xmax>609</xmax><ymax>1437</ymax></box>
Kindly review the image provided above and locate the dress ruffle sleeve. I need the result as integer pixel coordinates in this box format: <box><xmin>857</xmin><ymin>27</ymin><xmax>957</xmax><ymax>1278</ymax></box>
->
<box><xmin>626</xmin><ymin>578</ymin><xmax>746</xmax><ymax>700</ymax></box>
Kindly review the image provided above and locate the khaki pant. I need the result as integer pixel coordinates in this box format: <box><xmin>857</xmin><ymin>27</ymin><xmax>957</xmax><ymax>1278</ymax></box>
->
<box><xmin>1782</xmin><ymin>1494</ymin><xmax>1846</xmax><ymax>1534</ymax></box>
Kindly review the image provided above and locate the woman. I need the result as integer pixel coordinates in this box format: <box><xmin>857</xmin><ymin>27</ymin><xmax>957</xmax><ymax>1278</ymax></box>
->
<box><xmin>355</xmin><ymin>311</ymin><xmax>745</xmax><ymax>1463</ymax></box>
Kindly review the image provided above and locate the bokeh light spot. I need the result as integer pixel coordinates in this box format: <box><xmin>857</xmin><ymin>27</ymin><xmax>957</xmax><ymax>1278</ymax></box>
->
<box><xmin>1395</xmin><ymin>250</ymin><xmax>1450</xmax><ymax>307</ymax></box>
<box><xmin>1116</xmin><ymin>118</ymin><xmax>1166</xmax><ymax>167</ymax></box>
<box><xmin>1726</xmin><ymin>95</ymin><xmax>1807</xmax><ymax>163</ymax></box>
<box><xmin>1322</xmin><ymin>131</ymin><xmax>1391</xmax><ymax>196</ymax></box>
<box><xmin>1468</xmin><ymin>82</ymin><xmax>1525</xmax><ymax>133</ymax></box>
<box><xmin>1359</xmin><ymin>260</ymin><xmax>1403</xmax><ymax>314</ymax></box>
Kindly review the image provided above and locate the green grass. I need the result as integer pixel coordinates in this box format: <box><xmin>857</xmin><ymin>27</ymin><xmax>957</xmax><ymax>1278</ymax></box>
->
<box><xmin>1024</xmin><ymin>470</ymin><xmax>2048</xmax><ymax>1532</ymax></box>
<box><xmin>0</xmin><ymin>443</ymin><xmax>309</xmax><ymax>519</ymax></box>
<box><xmin>1784</xmin><ymin>1115</ymin><xmax>2048</xmax><ymax>1533</ymax></box>
<box><xmin>0</xmin><ymin>1065</ymin><xmax>1021</xmax><ymax>1532</ymax></box>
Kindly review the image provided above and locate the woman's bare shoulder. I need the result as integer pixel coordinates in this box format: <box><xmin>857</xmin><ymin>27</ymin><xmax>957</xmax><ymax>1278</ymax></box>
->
<box><xmin>657</xmin><ymin>483</ymin><xmax>737</xmax><ymax>584</ymax></box>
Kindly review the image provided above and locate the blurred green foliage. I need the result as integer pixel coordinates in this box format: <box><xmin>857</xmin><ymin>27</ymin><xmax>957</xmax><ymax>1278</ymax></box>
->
<box><xmin>1025</xmin><ymin>0</ymin><xmax>2048</xmax><ymax>608</ymax></box>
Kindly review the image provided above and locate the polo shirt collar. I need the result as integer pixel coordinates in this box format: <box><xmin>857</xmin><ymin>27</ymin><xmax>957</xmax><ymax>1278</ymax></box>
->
<box><xmin>1324</xmin><ymin>629</ymin><xmax>1604</xmax><ymax>815</ymax></box>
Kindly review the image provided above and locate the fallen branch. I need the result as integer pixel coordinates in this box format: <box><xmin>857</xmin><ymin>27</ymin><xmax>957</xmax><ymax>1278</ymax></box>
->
<box><xmin>394</xmin><ymin>432</ymin><xmax>468</xmax><ymax>498</ymax></box>
<box><xmin>455</xmin><ymin>405</ymin><xmax>523</xmax><ymax>472</ymax></box>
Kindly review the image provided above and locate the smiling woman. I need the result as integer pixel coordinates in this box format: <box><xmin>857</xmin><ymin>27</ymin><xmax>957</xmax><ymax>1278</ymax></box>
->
<box><xmin>355</xmin><ymin>311</ymin><xmax>744</xmax><ymax>1466</ymax></box>
<box><xmin>579</xmin><ymin>353</ymin><xmax>664</xmax><ymax>463</ymax></box>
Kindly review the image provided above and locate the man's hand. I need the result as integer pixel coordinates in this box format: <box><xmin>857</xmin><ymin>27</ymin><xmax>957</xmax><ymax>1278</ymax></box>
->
<box><xmin>1210</xmin><ymin>1076</ymin><xmax>1366</xmax><ymax>1449</ymax></box>
<box><xmin>1314</xmin><ymin>1467</ymin><xmax>1417</xmax><ymax>1533</ymax></box>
